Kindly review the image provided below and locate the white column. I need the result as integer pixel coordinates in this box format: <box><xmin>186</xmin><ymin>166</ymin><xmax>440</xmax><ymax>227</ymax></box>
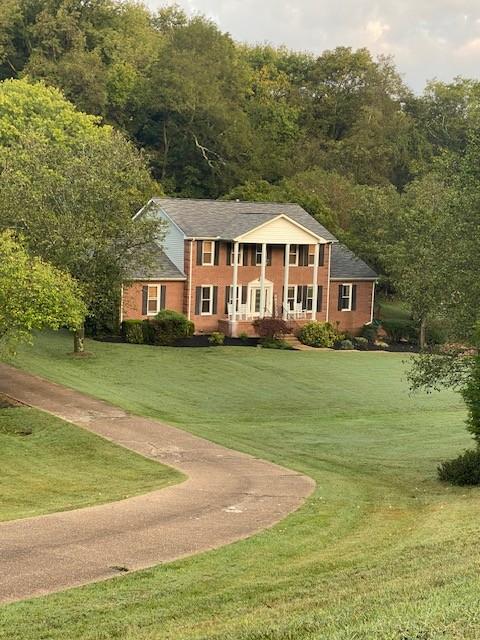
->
<box><xmin>311</xmin><ymin>243</ymin><xmax>320</xmax><ymax>320</ymax></box>
<box><xmin>283</xmin><ymin>243</ymin><xmax>290</xmax><ymax>319</ymax></box>
<box><xmin>259</xmin><ymin>242</ymin><xmax>267</xmax><ymax>318</ymax></box>
<box><xmin>232</xmin><ymin>241</ymin><xmax>239</xmax><ymax>325</ymax></box>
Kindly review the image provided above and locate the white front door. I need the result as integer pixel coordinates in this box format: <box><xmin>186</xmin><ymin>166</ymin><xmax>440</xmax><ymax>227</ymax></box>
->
<box><xmin>248</xmin><ymin>285</ymin><xmax>273</xmax><ymax>317</ymax></box>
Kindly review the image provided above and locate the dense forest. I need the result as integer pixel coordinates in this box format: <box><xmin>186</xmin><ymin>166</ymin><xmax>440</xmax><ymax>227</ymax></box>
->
<box><xmin>2</xmin><ymin>0</ymin><xmax>480</xmax><ymax>343</ymax></box>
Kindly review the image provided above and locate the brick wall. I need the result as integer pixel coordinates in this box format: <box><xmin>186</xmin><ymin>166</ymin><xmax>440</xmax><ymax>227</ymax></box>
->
<box><xmin>186</xmin><ymin>240</ymin><xmax>331</xmax><ymax>333</ymax></box>
<box><xmin>328</xmin><ymin>281</ymin><xmax>374</xmax><ymax>335</ymax></box>
<box><xmin>122</xmin><ymin>281</ymin><xmax>185</xmax><ymax>320</ymax></box>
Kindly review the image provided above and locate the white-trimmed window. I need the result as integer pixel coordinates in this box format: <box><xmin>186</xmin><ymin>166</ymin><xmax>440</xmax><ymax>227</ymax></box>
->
<box><xmin>254</xmin><ymin>244</ymin><xmax>272</xmax><ymax>266</ymax></box>
<box><xmin>202</xmin><ymin>240</ymin><xmax>215</xmax><ymax>265</ymax></box>
<box><xmin>228</xmin><ymin>285</ymin><xmax>242</xmax><ymax>311</ymax></box>
<box><xmin>201</xmin><ymin>285</ymin><xmax>214</xmax><ymax>315</ymax></box>
<box><xmin>305</xmin><ymin>285</ymin><xmax>314</xmax><ymax>311</ymax></box>
<box><xmin>287</xmin><ymin>286</ymin><xmax>296</xmax><ymax>311</ymax></box>
<box><xmin>147</xmin><ymin>285</ymin><xmax>160</xmax><ymax>315</ymax></box>
<box><xmin>308</xmin><ymin>245</ymin><xmax>316</xmax><ymax>266</ymax></box>
<box><xmin>289</xmin><ymin>244</ymin><xmax>298</xmax><ymax>266</ymax></box>
<box><xmin>230</xmin><ymin>243</ymin><xmax>244</xmax><ymax>266</ymax></box>
<box><xmin>286</xmin><ymin>285</ymin><xmax>315</xmax><ymax>312</ymax></box>
<box><xmin>340</xmin><ymin>283</ymin><xmax>352</xmax><ymax>311</ymax></box>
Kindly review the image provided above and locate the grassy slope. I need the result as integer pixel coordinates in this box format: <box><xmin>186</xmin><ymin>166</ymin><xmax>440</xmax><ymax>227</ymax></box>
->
<box><xmin>2</xmin><ymin>331</ymin><xmax>479</xmax><ymax>640</ymax></box>
<box><xmin>0</xmin><ymin>405</ymin><xmax>182</xmax><ymax>522</ymax></box>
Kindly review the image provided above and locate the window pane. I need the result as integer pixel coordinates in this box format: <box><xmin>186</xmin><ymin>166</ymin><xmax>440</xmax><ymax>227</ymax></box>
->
<box><xmin>203</xmin><ymin>241</ymin><xmax>213</xmax><ymax>264</ymax></box>
<box><xmin>148</xmin><ymin>299</ymin><xmax>157</xmax><ymax>312</ymax></box>
<box><xmin>254</xmin><ymin>289</ymin><xmax>261</xmax><ymax>312</ymax></box>
<box><xmin>289</xmin><ymin>245</ymin><xmax>297</xmax><ymax>265</ymax></box>
<box><xmin>148</xmin><ymin>286</ymin><xmax>157</xmax><ymax>298</ymax></box>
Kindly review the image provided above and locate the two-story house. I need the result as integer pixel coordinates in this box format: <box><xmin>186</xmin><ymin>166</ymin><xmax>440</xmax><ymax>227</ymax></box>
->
<box><xmin>122</xmin><ymin>198</ymin><xmax>377</xmax><ymax>336</ymax></box>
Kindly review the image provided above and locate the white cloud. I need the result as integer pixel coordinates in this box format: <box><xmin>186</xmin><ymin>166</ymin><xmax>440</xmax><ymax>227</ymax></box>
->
<box><xmin>146</xmin><ymin>0</ymin><xmax>480</xmax><ymax>91</ymax></box>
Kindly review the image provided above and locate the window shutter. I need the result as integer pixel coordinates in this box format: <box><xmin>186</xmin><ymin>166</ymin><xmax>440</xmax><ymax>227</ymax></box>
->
<box><xmin>195</xmin><ymin>287</ymin><xmax>202</xmax><ymax>315</ymax></box>
<box><xmin>225</xmin><ymin>286</ymin><xmax>230</xmax><ymax>314</ymax></box>
<box><xmin>212</xmin><ymin>286</ymin><xmax>218</xmax><ymax>314</ymax></box>
<box><xmin>317</xmin><ymin>286</ymin><xmax>323</xmax><ymax>312</ymax></box>
<box><xmin>301</xmin><ymin>245</ymin><xmax>309</xmax><ymax>266</ymax></box>
<box><xmin>226</xmin><ymin>242</ymin><xmax>232</xmax><ymax>266</ymax></box>
<box><xmin>214</xmin><ymin>242</ymin><xmax>220</xmax><ymax>266</ymax></box>
<box><xmin>241</xmin><ymin>285</ymin><xmax>247</xmax><ymax>304</ymax></box>
<box><xmin>242</xmin><ymin>244</ymin><xmax>248</xmax><ymax>266</ymax></box>
<box><xmin>296</xmin><ymin>286</ymin><xmax>303</xmax><ymax>304</ymax></box>
<box><xmin>160</xmin><ymin>285</ymin><xmax>166</xmax><ymax>310</ymax></box>
<box><xmin>266</xmin><ymin>245</ymin><xmax>272</xmax><ymax>266</ymax></box>
<box><xmin>251</xmin><ymin>245</ymin><xmax>257</xmax><ymax>266</ymax></box>
<box><xmin>319</xmin><ymin>244</ymin><xmax>325</xmax><ymax>267</ymax></box>
<box><xmin>351</xmin><ymin>285</ymin><xmax>357</xmax><ymax>311</ymax></box>
<box><xmin>302</xmin><ymin>285</ymin><xmax>308</xmax><ymax>308</ymax></box>
<box><xmin>142</xmin><ymin>286</ymin><xmax>148</xmax><ymax>315</ymax></box>
<box><xmin>338</xmin><ymin>285</ymin><xmax>343</xmax><ymax>311</ymax></box>
<box><xmin>196</xmin><ymin>240</ymin><xmax>203</xmax><ymax>266</ymax></box>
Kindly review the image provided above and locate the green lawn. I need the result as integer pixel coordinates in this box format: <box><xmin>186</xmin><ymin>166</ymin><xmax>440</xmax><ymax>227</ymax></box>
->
<box><xmin>2</xmin><ymin>330</ymin><xmax>479</xmax><ymax>640</ymax></box>
<box><xmin>0</xmin><ymin>404</ymin><xmax>181</xmax><ymax>522</ymax></box>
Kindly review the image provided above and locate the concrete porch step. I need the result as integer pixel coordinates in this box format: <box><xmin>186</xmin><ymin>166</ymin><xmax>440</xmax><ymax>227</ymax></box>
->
<box><xmin>283</xmin><ymin>335</ymin><xmax>317</xmax><ymax>351</ymax></box>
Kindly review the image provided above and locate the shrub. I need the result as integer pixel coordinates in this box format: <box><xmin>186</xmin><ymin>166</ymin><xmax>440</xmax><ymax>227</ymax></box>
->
<box><xmin>375</xmin><ymin>340</ymin><xmax>389</xmax><ymax>350</ymax></box>
<box><xmin>238</xmin><ymin>331</ymin><xmax>249</xmax><ymax>344</ymax></box>
<box><xmin>260</xmin><ymin>337</ymin><xmax>292</xmax><ymax>350</ymax></box>
<box><xmin>361</xmin><ymin>322</ymin><xmax>379</xmax><ymax>343</ymax></box>
<box><xmin>122</xmin><ymin>320</ymin><xmax>144</xmax><ymax>344</ymax></box>
<box><xmin>353</xmin><ymin>336</ymin><xmax>369</xmax><ymax>351</ymax></box>
<box><xmin>381</xmin><ymin>319</ymin><xmax>417</xmax><ymax>343</ymax></box>
<box><xmin>141</xmin><ymin>319</ymin><xmax>155</xmax><ymax>344</ymax></box>
<box><xmin>438</xmin><ymin>448</ymin><xmax>480</xmax><ymax>485</ymax></box>
<box><xmin>298</xmin><ymin>321</ymin><xmax>337</xmax><ymax>348</ymax></box>
<box><xmin>426</xmin><ymin>321</ymin><xmax>447</xmax><ymax>345</ymax></box>
<box><xmin>208</xmin><ymin>331</ymin><xmax>225</xmax><ymax>346</ymax></box>
<box><xmin>253</xmin><ymin>317</ymin><xmax>290</xmax><ymax>339</ymax></box>
<box><xmin>462</xmin><ymin>355</ymin><xmax>480</xmax><ymax>444</ymax></box>
<box><xmin>147</xmin><ymin>309</ymin><xmax>194</xmax><ymax>346</ymax></box>
<box><xmin>336</xmin><ymin>339</ymin><xmax>354</xmax><ymax>350</ymax></box>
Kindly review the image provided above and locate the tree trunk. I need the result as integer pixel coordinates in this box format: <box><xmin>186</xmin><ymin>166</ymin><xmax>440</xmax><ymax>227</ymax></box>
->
<box><xmin>419</xmin><ymin>317</ymin><xmax>427</xmax><ymax>351</ymax></box>
<box><xmin>74</xmin><ymin>326</ymin><xmax>85</xmax><ymax>354</ymax></box>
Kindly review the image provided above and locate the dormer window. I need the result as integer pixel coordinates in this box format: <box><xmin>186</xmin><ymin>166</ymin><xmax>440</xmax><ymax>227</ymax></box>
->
<box><xmin>202</xmin><ymin>240</ymin><xmax>214</xmax><ymax>265</ymax></box>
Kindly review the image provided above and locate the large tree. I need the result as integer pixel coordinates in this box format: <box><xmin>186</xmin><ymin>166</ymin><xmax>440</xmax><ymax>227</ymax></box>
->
<box><xmin>0</xmin><ymin>230</ymin><xmax>85</xmax><ymax>355</ymax></box>
<box><xmin>0</xmin><ymin>78</ymin><xmax>162</xmax><ymax>347</ymax></box>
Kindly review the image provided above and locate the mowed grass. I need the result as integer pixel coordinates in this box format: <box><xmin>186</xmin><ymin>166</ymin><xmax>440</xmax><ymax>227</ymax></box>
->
<box><xmin>2</xmin><ymin>330</ymin><xmax>480</xmax><ymax>640</ymax></box>
<box><xmin>0</xmin><ymin>405</ymin><xmax>181</xmax><ymax>522</ymax></box>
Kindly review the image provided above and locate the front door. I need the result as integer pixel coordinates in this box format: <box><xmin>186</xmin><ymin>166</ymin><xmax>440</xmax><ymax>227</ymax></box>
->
<box><xmin>248</xmin><ymin>285</ymin><xmax>273</xmax><ymax>317</ymax></box>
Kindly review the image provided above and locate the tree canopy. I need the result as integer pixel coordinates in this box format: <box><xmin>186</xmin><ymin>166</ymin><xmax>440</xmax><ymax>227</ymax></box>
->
<box><xmin>0</xmin><ymin>231</ymin><xmax>85</xmax><ymax>354</ymax></box>
<box><xmin>0</xmin><ymin>78</ymin><xmax>162</xmax><ymax>335</ymax></box>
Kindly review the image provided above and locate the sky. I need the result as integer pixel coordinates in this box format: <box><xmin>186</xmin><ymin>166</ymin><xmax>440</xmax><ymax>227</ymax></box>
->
<box><xmin>146</xmin><ymin>0</ymin><xmax>480</xmax><ymax>92</ymax></box>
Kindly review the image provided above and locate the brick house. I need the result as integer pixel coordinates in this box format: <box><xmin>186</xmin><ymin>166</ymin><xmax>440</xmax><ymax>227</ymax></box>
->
<box><xmin>122</xmin><ymin>198</ymin><xmax>377</xmax><ymax>336</ymax></box>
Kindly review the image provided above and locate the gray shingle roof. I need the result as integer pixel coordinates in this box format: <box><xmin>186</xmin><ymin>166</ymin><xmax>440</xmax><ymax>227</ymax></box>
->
<box><xmin>330</xmin><ymin>243</ymin><xmax>377</xmax><ymax>280</ymax></box>
<box><xmin>150</xmin><ymin>197</ymin><xmax>338</xmax><ymax>242</ymax></box>
<box><xmin>129</xmin><ymin>242</ymin><xmax>186</xmax><ymax>280</ymax></box>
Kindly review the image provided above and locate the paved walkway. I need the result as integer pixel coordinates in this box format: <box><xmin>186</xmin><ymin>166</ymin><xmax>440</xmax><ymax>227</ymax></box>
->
<box><xmin>0</xmin><ymin>364</ymin><xmax>315</xmax><ymax>604</ymax></box>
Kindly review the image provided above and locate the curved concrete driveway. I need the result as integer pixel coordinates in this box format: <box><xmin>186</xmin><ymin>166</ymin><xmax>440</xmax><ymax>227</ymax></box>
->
<box><xmin>0</xmin><ymin>364</ymin><xmax>315</xmax><ymax>604</ymax></box>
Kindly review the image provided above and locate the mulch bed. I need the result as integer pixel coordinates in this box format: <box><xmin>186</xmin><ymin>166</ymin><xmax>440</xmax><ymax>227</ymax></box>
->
<box><xmin>94</xmin><ymin>334</ymin><xmax>260</xmax><ymax>348</ymax></box>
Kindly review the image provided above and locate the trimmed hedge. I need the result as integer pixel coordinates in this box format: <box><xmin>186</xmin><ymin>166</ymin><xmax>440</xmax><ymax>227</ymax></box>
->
<box><xmin>122</xmin><ymin>320</ymin><xmax>144</xmax><ymax>344</ymax></box>
<box><xmin>122</xmin><ymin>310</ymin><xmax>194</xmax><ymax>346</ymax></box>
<box><xmin>298</xmin><ymin>321</ymin><xmax>337</xmax><ymax>348</ymax></box>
